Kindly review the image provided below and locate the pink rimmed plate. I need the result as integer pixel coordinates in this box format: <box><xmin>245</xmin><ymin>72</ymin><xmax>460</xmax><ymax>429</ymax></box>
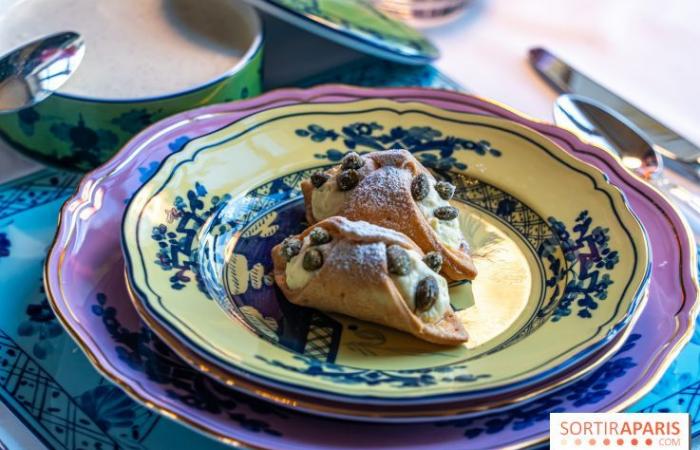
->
<box><xmin>46</xmin><ymin>86</ymin><xmax>698</xmax><ymax>449</ymax></box>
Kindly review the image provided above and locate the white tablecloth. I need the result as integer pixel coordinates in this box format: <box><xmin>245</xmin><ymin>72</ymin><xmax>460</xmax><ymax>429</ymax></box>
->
<box><xmin>428</xmin><ymin>0</ymin><xmax>700</xmax><ymax>146</ymax></box>
<box><xmin>2</xmin><ymin>0</ymin><xmax>699</xmax><ymax>180</ymax></box>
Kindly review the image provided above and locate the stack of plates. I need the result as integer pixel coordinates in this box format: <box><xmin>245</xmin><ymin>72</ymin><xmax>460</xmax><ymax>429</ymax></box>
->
<box><xmin>45</xmin><ymin>86</ymin><xmax>698</xmax><ymax>449</ymax></box>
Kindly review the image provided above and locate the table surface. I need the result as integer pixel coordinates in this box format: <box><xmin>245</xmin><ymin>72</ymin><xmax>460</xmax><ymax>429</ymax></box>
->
<box><xmin>3</xmin><ymin>0</ymin><xmax>699</xmax><ymax>181</ymax></box>
<box><xmin>1</xmin><ymin>0</ymin><xmax>698</xmax><ymax>447</ymax></box>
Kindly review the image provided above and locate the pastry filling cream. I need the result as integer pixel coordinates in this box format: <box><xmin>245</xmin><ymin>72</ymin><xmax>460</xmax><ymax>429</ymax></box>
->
<box><xmin>390</xmin><ymin>249</ymin><xmax>450</xmax><ymax>323</ymax></box>
<box><xmin>285</xmin><ymin>236</ymin><xmax>332</xmax><ymax>290</ymax></box>
<box><xmin>311</xmin><ymin>179</ymin><xmax>346</xmax><ymax>220</ymax></box>
<box><xmin>416</xmin><ymin>179</ymin><xmax>466</xmax><ymax>250</ymax></box>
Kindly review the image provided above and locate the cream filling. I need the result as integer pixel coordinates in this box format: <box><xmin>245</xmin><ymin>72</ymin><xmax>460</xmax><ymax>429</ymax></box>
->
<box><xmin>416</xmin><ymin>179</ymin><xmax>466</xmax><ymax>250</ymax></box>
<box><xmin>311</xmin><ymin>179</ymin><xmax>346</xmax><ymax>220</ymax></box>
<box><xmin>390</xmin><ymin>249</ymin><xmax>450</xmax><ymax>323</ymax></box>
<box><xmin>285</xmin><ymin>237</ymin><xmax>332</xmax><ymax>290</ymax></box>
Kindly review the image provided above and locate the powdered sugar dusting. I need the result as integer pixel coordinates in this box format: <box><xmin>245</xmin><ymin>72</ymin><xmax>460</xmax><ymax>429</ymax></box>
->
<box><xmin>334</xmin><ymin>217</ymin><xmax>411</xmax><ymax>247</ymax></box>
<box><xmin>345</xmin><ymin>166</ymin><xmax>412</xmax><ymax>219</ymax></box>
<box><xmin>327</xmin><ymin>240</ymin><xmax>387</xmax><ymax>283</ymax></box>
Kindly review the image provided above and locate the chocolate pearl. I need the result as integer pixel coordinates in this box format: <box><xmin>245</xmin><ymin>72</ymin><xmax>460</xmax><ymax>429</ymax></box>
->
<box><xmin>386</xmin><ymin>245</ymin><xmax>411</xmax><ymax>275</ymax></box>
<box><xmin>422</xmin><ymin>252</ymin><xmax>443</xmax><ymax>273</ymax></box>
<box><xmin>435</xmin><ymin>181</ymin><xmax>456</xmax><ymax>200</ymax></box>
<box><xmin>337</xmin><ymin>169</ymin><xmax>360</xmax><ymax>191</ymax></box>
<box><xmin>341</xmin><ymin>151</ymin><xmax>364</xmax><ymax>170</ymax></box>
<box><xmin>415</xmin><ymin>276</ymin><xmax>439</xmax><ymax>313</ymax></box>
<box><xmin>411</xmin><ymin>173</ymin><xmax>430</xmax><ymax>201</ymax></box>
<box><xmin>281</xmin><ymin>237</ymin><xmax>302</xmax><ymax>261</ymax></box>
<box><xmin>309</xmin><ymin>227</ymin><xmax>332</xmax><ymax>245</ymax></box>
<box><xmin>302</xmin><ymin>248</ymin><xmax>324</xmax><ymax>271</ymax></box>
<box><xmin>434</xmin><ymin>206</ymin><xmax>459</xmax><ymax>221</ymax></box>
<box><xmin>310</xmin><ymin>172</ymin><xmax>330</xmax><ymax>188</ymax></box>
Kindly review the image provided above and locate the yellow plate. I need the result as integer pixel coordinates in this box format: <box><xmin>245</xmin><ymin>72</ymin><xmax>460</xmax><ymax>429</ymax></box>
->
<box><xmin>122</xmin><ymin>99</ymin><xmax>650</xmax><ymax>404</ymax></box>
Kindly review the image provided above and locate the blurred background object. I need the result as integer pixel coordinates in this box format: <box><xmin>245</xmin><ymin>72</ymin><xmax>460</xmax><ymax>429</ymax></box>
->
<box><xmin>0</xmin><ymin>0</ymin><xmax>263</xmax><ymax>171</ymax></box>
<box><xmin>373</xmin><ymin>0</ymin><xmax>472</xmax><ymax>28</ymax></box>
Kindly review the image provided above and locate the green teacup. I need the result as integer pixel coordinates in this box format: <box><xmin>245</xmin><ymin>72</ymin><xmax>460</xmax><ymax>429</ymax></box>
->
<box><xmin>0</xmin><ymin>1</ymin><xmax>263</xmax><ymax>172</ymax></box>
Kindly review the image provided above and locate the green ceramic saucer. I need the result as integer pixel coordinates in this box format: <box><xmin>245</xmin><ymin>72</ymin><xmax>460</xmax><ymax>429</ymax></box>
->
<box><xmin>244</xmin><ymin>0</ymin><xmax>438</xmax><ymax>64</ymax></box>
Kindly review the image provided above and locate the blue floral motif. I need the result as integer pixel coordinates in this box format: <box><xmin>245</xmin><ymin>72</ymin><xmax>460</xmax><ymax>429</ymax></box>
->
<box><xmin>90</xmin><ymin>292</ymin><xmax>286</xmax><ymax>436</ymax></box>
<box><xmin>111</xmin><ymin>109</ymin><xmax>162</xmax><ymax>134</ymax></box>
<box><xmin>436</xmin><ymin>333</ymin><xmax>641</xmax><ymax>438</ymax></box>
<box><xmin>420</xmin><ymin>153</ymin><xmax>467</xmax><ymax>171</ymax></box>
<box><xmin>77</xmin><ymin>384</ymin><xmax>142</xmax><ymax>432</ymax></box>
<box><xmin>50</xmin><ymin>114</ymin><xmax>119</xmax><ymax>170</ymax></box>
<box><xmin>296</xmin><ymin>121</ymin><xmax>501</xmax><ymax>172</ymax></box>
<box><xmin>138</xmin><ymin>161</ymin><xmax>160</xmax><ymax>183</ymax></box>
<box><xmin>0</xmin><ymin>232</ymin><xmax>9</xmax><ymax>257</ymax></box>
<box><xmin>295</xmin><ymin>124</ymin><xmax>339</xmax><ymax>143</ymax></box>
<box><xmin>17</xmin><ymin>273</ymin><xmax>64</xmax><ymax>359</ymax></box>
<box><xmin>168</xmin><ymin>136</ymin><xmax>191</xmax><ymax>153</ymax></box>
<box><xmin>149</xmin><ymin>169</ymin><xmax>323</xmax><ymax>294</ymax></box>
<box><xmin>256</xmin><ymin>354</ymin><xmax>489</xmax><ymax>388</ymax></box>
<box><xmin>17</xmin><ymin>107</ymin><xmax>40</xmax><ymax>136</ymax></box>
<box><xmin>150</xmin><ymin>182</ymin><xmax>231</xmax><ymax>294</ymax></box>
<box><xmin>539</xmin><ymin>210</ymin><xmax>620</xmax><ymax>321</ymax></box>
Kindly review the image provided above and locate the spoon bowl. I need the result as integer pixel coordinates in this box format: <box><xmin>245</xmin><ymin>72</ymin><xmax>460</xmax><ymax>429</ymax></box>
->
<box><xmin>0</xmin><ymin>31</ymin><xmax>84</xmax><ymax>113</ymax></box>
<box><xmin>554</xmin><ymin>93</ymin><xmax>700</xmax><ymax>239</ymax></box>
<box><xmin>553</xmin><ymin>94</ymin><xmax>662</xmax><ymax>180</ymax></box>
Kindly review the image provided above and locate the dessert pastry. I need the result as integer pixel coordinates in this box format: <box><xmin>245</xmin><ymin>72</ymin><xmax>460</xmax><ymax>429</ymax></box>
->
<box><xmin>272</xmin><ymin>216</ymin><xmax>468</xmax><ymax>345</ymax></box>
<box><xmin>301</xmin><ymin>149</ymin><xmax>477</xmax><ymax>281</ymax></box>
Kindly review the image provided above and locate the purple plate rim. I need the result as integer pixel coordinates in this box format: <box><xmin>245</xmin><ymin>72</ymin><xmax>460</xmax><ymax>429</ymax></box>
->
<box><xmin>45</xmin><ymin>85</ymin><xmax>699</xmax><ymax>449</ymax></box>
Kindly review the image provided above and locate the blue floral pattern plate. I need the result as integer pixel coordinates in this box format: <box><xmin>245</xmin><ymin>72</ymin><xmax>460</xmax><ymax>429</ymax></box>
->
<box><xmin>122</xmin><ymin>98</ymin><xmax>650</xmax><ymax>405</ymax></box>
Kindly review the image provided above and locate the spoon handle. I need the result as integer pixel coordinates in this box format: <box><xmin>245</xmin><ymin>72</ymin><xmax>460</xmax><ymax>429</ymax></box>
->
<box><xmin>654</xmin><ymin>176</ymin><xmax>700</xmax><ymax>240</ymax></box>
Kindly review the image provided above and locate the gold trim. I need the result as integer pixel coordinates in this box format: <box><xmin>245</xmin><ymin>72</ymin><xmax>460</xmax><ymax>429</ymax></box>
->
<box><xmin>42</xmin><ymin>86</ymin><xmax>700</xmax><ymax>448</ymax></box>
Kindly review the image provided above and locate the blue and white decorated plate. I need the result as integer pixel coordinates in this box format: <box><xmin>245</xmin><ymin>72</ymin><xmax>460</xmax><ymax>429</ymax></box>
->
<box><xmin>121</xmin><ymin>98</ymin><xmax>650</xmax><ymax>405</ymax></box>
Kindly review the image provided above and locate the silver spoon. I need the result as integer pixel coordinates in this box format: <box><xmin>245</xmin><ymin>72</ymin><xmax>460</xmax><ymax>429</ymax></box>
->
<box><xmin>554</xmin><ymin>94</ymin><xmax>700</xmax><ymax>238</ymax></box>
<box><xmin>0</xmin><ymin>32</ymin><xmax>84</xmax><ymax>113</ymax></box>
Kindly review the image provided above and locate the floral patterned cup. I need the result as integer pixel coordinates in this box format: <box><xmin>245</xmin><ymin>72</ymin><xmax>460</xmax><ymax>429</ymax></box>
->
<box><xmin>0</xmin><ymin>4</ymin><xmax>263</xmax><ymax>172</ymax></box>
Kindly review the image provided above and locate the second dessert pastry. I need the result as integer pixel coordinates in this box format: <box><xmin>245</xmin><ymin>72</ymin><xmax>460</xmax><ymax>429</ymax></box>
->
<box><xmin>272</xmin><ymin>216</ymin><xmax>468</xmax><ymax>345</ymax></box>
<box><xmin>301</xmin><ymin>149</ymin><xmax>477</xmax><ymax>281</ymax></box>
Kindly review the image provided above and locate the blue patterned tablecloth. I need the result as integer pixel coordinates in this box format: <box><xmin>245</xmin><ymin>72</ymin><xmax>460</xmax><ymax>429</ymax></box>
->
<box><xmin>0</xmin><ymin>60</ymin><xmax>697</xmax><ymax>449</ymax></box>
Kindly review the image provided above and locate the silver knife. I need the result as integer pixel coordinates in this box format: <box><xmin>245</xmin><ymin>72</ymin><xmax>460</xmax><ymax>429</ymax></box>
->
<box><xmin>529</xmin><ymin>47</ymin><xmax>700</xmax><ymax>163</ymax></box>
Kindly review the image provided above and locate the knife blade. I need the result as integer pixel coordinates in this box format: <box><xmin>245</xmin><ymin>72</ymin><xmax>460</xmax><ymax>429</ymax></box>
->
<box><xmin>529</xmin><ymin>47</ymin><xmax>700</xmax><ymax>163</ymax></box>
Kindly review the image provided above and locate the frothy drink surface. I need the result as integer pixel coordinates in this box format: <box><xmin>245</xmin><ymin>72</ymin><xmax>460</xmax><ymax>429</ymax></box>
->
<box><xmin>0</xmin><ymin>0</ymin><xmax>253</xmax><ymax>98</ymax></box>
